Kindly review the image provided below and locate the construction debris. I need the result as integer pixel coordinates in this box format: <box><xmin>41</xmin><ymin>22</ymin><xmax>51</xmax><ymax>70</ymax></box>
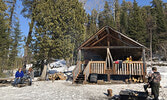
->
<box><xmin>49</xmin><ymin>72</ymin><xmax>66</xmax><ymax>82</ymax></box>
<box><xmin>97</xmin><ymin>80</ymin><xmax>105</xmax><ymax>85</ymax></box>
<box><xmin>125</xmin><ymin>77</ymin><xmax>144</xmax><ymax>84</ymax></box>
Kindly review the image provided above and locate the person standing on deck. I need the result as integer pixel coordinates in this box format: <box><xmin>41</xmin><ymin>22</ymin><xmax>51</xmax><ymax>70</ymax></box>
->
<box><xmin>151</xmin><ymin>67</ymin><xmax>161</xmax><ymax>100</ymax></box>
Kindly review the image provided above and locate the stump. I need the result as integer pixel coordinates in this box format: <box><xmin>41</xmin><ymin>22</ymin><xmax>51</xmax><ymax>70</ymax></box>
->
<box><xmin>97</xmin><ymin>80</ymin><xmax>104</xmax><ymax>85</ymax></box>
<box><xmin>107</xmin><ymin>89</ymin><xmax>112</xmax><ymax>97</ymax></box>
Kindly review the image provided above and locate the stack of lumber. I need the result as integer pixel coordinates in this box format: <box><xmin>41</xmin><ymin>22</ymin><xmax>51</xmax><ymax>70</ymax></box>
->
<box><xmin>49</xmin><ymin>72</ymin><xmax>66</xmax><ymax>81</ymax></box>
<box><xmin>125</xmin><ymin>77</ymin><xmax>143</xmax><ymax>84</ymax></box>
<box><xmin>97</xmin><ymin>80</ymin><xmax>105</xmax><ymax>85</ymax></box>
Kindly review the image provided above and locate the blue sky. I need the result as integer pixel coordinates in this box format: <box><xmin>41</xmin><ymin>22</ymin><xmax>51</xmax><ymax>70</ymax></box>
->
<box><xmin>16</xmin><ymin>0</ymin><xmax>167</xmax><ymax>56</ymax></box>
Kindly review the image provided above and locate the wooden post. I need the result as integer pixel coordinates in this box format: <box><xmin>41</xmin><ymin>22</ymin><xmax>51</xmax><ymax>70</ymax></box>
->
<box><xmin>142</xmin><ymin>48</ymin><xmax>146</xmax><ymax>82</ymax></box>
<box><xmin>107</xmin><ymin>73</ymin><xmax>111</xmax><ymax>82</ymax></box>
<box><xmin>107</xmin><ymin>89</ymin><xmax>112</xmax><ymax>97</ymax></box>
<box><xmin>78</xmin><ymin>50</ymin><xmax>81</xmax><ymax>72</ymax></box>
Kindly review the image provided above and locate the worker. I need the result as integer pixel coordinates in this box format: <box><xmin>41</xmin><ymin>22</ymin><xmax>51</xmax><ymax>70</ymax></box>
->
<box><xmin>129</xmin><ymin>56</ymin><xmax>132</xmax><ymax>61</ymax></box>
<box><xmin>125</xmin><ymin>57</ymin><xmax>130</xmax><ymax>63</ymax></box>
<box><xmin>151</xmin><ymin>67</ymin><xmax>161</xmax><ymax>100</ymax></box>
<box><xmin>12</xmin><ymin>68</ymin><xmax>24</xmax><ymax>86</ymax></box>
<box><xmin>144</xmin><ymin>71</ymin><xmax>153</xmax><ymax>95</ymax></box>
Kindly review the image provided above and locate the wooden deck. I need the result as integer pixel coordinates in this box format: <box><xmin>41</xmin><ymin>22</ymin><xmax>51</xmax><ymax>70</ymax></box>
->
<box><xmin>73</xmin><ymin>61</ymin><xmax>146</xmax><ymax>83</ymax></box>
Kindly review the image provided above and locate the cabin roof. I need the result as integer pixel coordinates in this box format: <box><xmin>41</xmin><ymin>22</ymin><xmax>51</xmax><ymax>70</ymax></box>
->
<box><xmin>78</xmin><ymin>26</ymin><xmax>148</xmax><ymax>50</ymax></box>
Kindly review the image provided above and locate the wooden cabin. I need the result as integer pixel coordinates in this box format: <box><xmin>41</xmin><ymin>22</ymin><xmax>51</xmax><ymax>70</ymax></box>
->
<box><xmin>73</xmin><ymin>26</ymin><xmax>148</xmax><ymax>84</ymax></box>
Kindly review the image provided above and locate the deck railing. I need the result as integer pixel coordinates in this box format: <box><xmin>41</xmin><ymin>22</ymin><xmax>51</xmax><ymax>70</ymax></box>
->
<box><xmin>113</xmin><ymin>61</ymin><xmax>145</xmax><ymax>75</ymax></box>
<box><xmin>73</xmin><ymin>61</ymin><xmax>81</xmax><ymax>82</ymax></box>
<box><xmin>81</xmin><ymin>61</ymin><xmax>146</xmax><ymax>82</ymax></box>
<box><xmin>84</xmin><ymin>61</ymin><xmax>106</xmax><ymax>81</ymax></box>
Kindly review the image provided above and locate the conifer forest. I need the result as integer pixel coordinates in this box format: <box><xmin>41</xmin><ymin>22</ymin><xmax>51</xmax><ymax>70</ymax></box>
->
<box><xmin>0</xmin><ymin>0</ymin><xmax>167</xmax><ymax>76</ymax></box>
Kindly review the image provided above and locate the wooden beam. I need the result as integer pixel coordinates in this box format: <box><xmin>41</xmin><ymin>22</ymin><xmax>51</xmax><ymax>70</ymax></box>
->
<box><xmin>109</xmin><ymin>34</ymin><xmax>133</xmax><ymax>46</ymax></box>
<box><xmin>90</xmin><ymin>34</ymin><xmax>108</xmax><ymax>47</ymax></box>
<box><xmin>78</xmin><ymin>27</ymin><xmax>106</xmax><ymax>49</ymax></box>
<box><xmin>81</xmin><ymin>46</ymin><xmax>142</xmax><ymax>49</ymax></box>
<box><xmin>107</xmin><ymin>34</ymin><xmax>110</xmax><ymax>46</ymax></box>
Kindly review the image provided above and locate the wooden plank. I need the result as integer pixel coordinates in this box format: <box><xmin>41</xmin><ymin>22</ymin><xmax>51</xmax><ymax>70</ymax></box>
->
<box><xmin>0</xmin><ymin>78</ymin><xmax>14</xmax><ymax>81</ymax></box>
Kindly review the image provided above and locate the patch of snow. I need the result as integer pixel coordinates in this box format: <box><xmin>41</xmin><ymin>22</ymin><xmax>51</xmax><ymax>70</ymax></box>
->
<box><xmin>48</xmin><ymin>59</ymin><xmax>68</xmax><ymax>73</ymax></box>
<box><xmin>67</xmin><ymin>65</ymin><xmax>76</xmax><ymax>72</ymax></box>
<box><xmin>26</xmin><ymin>64</ymin><xmax>33</xmax><ymax>70</ymax></box>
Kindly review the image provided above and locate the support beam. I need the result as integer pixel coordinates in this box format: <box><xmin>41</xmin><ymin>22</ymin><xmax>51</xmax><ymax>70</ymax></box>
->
<box><xmin>90</xmin><ymin>34</ymin><xmax>108</xmax><ymax>47</ymax></box>
<box><xmin>109</xmin><ymin>34</ymin><xmax>132</xmax><ymax>46</ymax></box>
<box><xmin>81</xmin><ymin>46</ymin><xmax>142</xmax><ymax>49</ymax></box>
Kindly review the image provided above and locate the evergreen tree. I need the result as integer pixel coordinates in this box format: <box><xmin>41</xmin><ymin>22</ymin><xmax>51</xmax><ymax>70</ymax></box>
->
<box><xmin>98</xmin><ymin>1</ymin><xmax>114</xmax><ymax>28</ymax></box>
<box><xmin>9</xmin><ymin>20</ymin><xmax>22</xmax><ymax>68</ymax></box>
<box><xmin>21</xmin><ymin>0</ymin><xmax>37</xmax><ymax>65</ymax></box>
<box><xmin>151</xmin><ymin>0</ymin><xmax>167</xmax><ymax>33</ymax></box>
<box><xmin>115</xmin><ymin>0</ymin><xmax>121</xmax><ymax>31</ymax></box>
<box><xmin>0</xmin><ymin>0</ymin><xmax>10</xmax><ymax>75</ymax></box>
<box><xmin>32</xmin><ymin>0</ymin><xmax>86</xmax><ymax>65</ymax></box>
<box><xmin>120</xmin><ymin>0</ymin><xmax>128</xmax><ymax>33</ymax></box>
<box><xmin>86</xmin><ymin>11</ymin><xmax>98</xmax><ymax>38</ymax></box>
<box><xmin>151</xmin><ymin>0</ymin><xmax>167</xmax><ymax>54</ymax></box>
<box><xmin>128</xmin><ymin>0</ymin><xmax>147</xmax><ymax>45</ymax></box>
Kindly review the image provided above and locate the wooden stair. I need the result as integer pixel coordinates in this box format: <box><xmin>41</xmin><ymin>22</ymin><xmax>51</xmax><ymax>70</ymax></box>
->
<box><xmin>74</xmin><ymin>72</ymin><xmax>85</xmax><ymax>84</ymax></box>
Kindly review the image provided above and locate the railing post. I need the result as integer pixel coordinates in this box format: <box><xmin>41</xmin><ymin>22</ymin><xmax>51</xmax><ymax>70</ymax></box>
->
<box><xmin>89</xmin><ymin>62</ymin><xmax>91</xmax><ymax>74</ymax></box>
<box><xmin>104</xmin><ymin>62</ymin><xmax>106</xmax><ymax>74</ymax></box>
<box><xmin>127</xmin><ymin>63</ymin><xmax>129</xmax><ymax>75</ymax></box>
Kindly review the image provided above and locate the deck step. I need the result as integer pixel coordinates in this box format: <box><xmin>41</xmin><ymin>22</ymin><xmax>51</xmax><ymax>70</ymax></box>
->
<box><xmin>74</xmin><ymin>73</ymin><xmax>85</xmax><ymax>84</ymax></box>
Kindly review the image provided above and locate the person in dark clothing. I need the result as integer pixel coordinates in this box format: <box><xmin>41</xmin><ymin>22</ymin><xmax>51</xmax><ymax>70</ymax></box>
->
<box><xmin>12</xmin><ymin>68</ymin><xmax>24</xmax><ymax>86</ymax></box>
<box><xmin>151</xmin><ymin>67</ymin><xmax>161</xmax><ymax>100</ymax></box>
<box><xmin>144</xmin><ymin>72</ymin><xmax>152</xmax><ymax>95</ymax></box>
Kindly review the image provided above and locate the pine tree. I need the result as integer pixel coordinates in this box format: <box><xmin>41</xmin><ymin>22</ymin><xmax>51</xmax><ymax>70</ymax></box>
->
<box><xmin>151</xmin><ymin>0</ymin><xmax>167</xmax><ymax>33</ymax></box>
<box><xmin>32</xmin><ymin>0</ymin><xmax>86</xmax><ymax>65</ymax></box>
<box><xmin>9</xmin><ymin>20</ymin><xmax>22</xmax><ymax>68</ymax></box>
<box><xmin>86</xmin><ymin>12</ymin><xmax>98</xmax><ymax>38</ymax></box>
<box><xmin>128</xmin><ymin>0</ymin><xmax>147</xmax><ymax>45</ymax></box>
<box><xmin>98</xmin><ymin>1</ymin><xmax>114</xmax><ymax>28</ymax></box>
<box><xmin>114</xmin><ymin>0</ymin><xmax>120</xmax><ymax>31</ymax></box>
<box><xmin>120</xmin><ymin>0</ymin><xmax>128</xmax><ymax>33</ymax></box>
<box><xmin>151</xmin><ymin>0</ymin><xmax>167</xmax><ymax>47</ymax></box>
<box><xmin>21</xmin><ymin>0</ymin><xmax>37</xmax><ymax>65</ymax></box>
<box><xmin>0</xmin><ymin>0</ymin><xmax>10</xmax><ymax>75</ymax></box>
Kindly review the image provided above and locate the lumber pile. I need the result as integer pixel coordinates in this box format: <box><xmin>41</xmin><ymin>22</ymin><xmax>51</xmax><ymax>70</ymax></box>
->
<box><xmin>0</xmin><ymin>78</ymin><xmax>14</xmax><ymax>86</ymax></box>
<box><xmin>97</xmin><ymin>80</ymin><xmax>105</xmax><ymax>85</ymax></box>
<box><xmin>49</xmin><ymin>72</ymin><xmax>66</xmax><ymax>82</ymax></box>
<box><xmin>125</xmin><ymin>77</ymin><xmax>143</xmax><ymax>84</ymax></box>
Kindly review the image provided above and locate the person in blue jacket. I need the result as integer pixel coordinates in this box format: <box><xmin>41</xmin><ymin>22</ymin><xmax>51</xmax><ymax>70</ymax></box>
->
<box><xmin>12</xmin><ymin>68</ymin><xmax>24</xmax><ymax>86</ymax></box>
